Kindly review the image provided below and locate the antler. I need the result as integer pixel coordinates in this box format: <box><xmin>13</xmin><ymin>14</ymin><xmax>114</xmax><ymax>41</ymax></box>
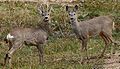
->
<box><xmin>37</xmin><ymin>4</ymin><xmax>44</xmax><ymax>13</ymax></box>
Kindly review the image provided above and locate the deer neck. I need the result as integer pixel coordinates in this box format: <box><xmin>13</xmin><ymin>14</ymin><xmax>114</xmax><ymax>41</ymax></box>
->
<box><xmin>42</xmin><ymin>21</ymin><xmax>52</xmax><ymax>35</ymax></box>
<box><xmin>37</xmin><ymin>21</ymin><xmax>49</xmax><ymax>30</ymax></box>
<box><xmin>71</xmin><ymin>19</ymin><xmax>79</xmax><ymax>30</ymax></box>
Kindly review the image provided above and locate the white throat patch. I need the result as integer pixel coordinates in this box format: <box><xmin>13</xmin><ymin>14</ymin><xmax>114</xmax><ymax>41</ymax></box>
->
<box><xmin>7</xmin><ymin>33</ymin><xmax>14</xmax><ymax>39</ymax></box>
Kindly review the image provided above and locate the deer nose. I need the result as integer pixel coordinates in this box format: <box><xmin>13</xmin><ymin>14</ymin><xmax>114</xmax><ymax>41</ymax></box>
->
<box><xmin>71</xmin><ymin>18</ymin><xmax>74</xmax><ymax>20</ymax></box>
<box><xmin>45</xmin><ymin>17</ymin><xmax>48</xmax><ymax>19</ymax></box>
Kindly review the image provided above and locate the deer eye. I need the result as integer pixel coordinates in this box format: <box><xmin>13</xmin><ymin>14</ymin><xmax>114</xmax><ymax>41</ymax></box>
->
<box><xmin>42</xmin><ymin>14</ymin><xmax>44</xmax><ymax>16</ymax></box>
<box><xmin>48</xmin><ymin>14</ymin><xmax>49</xmax><ymax>15</ymax></box>
<box><xmin>74</xmin><ymin>14</ymin><xmax>75</xmax><ymax>15</ymax></box>
<box><xmin>42</xmin><ymin>13</ymin><xmax>45</xmax><ymax>16</ymax></box>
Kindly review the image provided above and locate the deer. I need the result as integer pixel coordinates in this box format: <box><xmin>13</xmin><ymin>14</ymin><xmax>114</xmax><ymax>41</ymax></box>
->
<box><xmin>66</xmin><ymin>5</ymin><xmax>118</xmax><ymax>63</ymax></box>
<box><xmin>3</xmin><ymin>5</ymin><xmax>52</xmax><ymax>67</ymax></box>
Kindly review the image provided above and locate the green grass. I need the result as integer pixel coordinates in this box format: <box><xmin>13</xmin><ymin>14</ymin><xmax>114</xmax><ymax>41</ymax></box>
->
<box><xmin>0</xmin><ymin>35</ymin><xmax>120</xmax><ymax>69</ymax></box>
<box><xmin>0</xmin><ymin>1</ymin><xmax>120</xmax><ymax>69</ymax></box>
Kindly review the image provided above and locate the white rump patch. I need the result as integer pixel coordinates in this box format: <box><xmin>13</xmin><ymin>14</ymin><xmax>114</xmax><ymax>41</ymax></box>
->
<box><xmin>43</xmin><ymin>35</ymin><xmax>48</xmax><ymax>43</ymax></box>
<box><xmin>43</xmin><ymin>35</ymin><xmax>47</xmax><ymax>39</ymax></box>
<box><xmin>7</xmin><ymin>33</ymin><xmax>14</xmax><ymax>39</ymax></box>
<box><xmin>113</xmin><ymin>22</ymin><xmax>115</xmax><ymax>30</ymax></box>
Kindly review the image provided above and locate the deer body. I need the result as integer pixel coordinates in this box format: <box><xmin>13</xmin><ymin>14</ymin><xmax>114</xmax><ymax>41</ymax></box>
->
<box><xmin>72</xmin><ymin>16</ymin><xmax>113</xmax><ymax>38</ymax></box>
<box><xmin>5</xmin><ymin>28</ymin><xmax>48</xmax><ymax>66</ymax></box>
<box><xmin>7</xmin><ymin>28</ymin><xmax>48</xmax><ymax>45</ymax></box>
<box><xmin>4</xmin><ymin>5</ymin><xmax>51</xmax><ymax>67</ymax></box>
<box><xmin>66</xmin><ymin>5</ymin><xmax>115</xmax><ymax>63</ymax></box>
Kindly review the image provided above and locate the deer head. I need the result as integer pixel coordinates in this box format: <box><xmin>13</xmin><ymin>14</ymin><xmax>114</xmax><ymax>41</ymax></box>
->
<box><xmin>38</xmin><ymin>5</ymin><xmax>52</xmax><ymax>22</ymax></box>
<box><xmin>66</xmin><ymin>5</ymin><xmax>78</xmax><ymax>23</ymax></box>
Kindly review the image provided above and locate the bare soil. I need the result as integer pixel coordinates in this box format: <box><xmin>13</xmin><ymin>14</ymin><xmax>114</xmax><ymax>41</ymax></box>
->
<box><xmin>103</xmin><ymin>52</ymin><xmax>120</xmax><ymax>69</ymax></box>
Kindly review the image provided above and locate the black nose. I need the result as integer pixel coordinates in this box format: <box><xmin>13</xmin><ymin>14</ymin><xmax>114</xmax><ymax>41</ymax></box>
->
<box><xmin>71</xmin><ymin>18</ymin><xmax>74</xmax><ymax>20</ymax></box>
<box><xmin>45</xmin><ymin>17</ymin><xmax>48</xmax><ymax>19</ymax></box>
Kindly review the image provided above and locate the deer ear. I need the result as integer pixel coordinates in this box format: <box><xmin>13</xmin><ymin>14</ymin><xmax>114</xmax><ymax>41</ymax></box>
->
<box><xmin>74</xmin><ymin>5</ymin><xmax>78</xmax><ymax>12</ymax></box>
<box><xmin>66</xmin><ymin>5</ymin><xmax>69</xmax><ymax>12</ymax></box>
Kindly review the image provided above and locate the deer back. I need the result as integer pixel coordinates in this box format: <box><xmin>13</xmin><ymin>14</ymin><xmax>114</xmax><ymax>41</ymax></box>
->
<box><xmin>78</xmin><ymin>16</ymin><xmax>113</xmax><ymax>37</ymax></box>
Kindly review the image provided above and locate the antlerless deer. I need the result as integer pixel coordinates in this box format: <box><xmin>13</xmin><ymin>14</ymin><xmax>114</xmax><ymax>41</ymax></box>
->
<box><xmin>66</xmin><ymin>5</ymin><xmax>118</xmax><ymax>63</ymax></box>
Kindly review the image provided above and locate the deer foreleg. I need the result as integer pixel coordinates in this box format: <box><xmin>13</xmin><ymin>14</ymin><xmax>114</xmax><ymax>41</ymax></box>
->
<box><xmin>81</xmin><ymin>38</ymin><xmax>88</xmax><ymax>64</ymax></box>
<box><xmin>37</xmin><ymin>45</ymin><xmax>44</xmax><ymax>64</ymax></box>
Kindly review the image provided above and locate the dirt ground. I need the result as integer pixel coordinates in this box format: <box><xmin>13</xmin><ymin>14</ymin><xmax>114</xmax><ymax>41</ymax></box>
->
<box><xmin>103</xmin><ymin>52</ymin><xmax>120</xmax><ymax>69</ymax></box>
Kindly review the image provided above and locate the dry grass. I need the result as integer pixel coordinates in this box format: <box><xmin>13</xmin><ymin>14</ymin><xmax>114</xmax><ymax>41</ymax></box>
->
<box><xmin>0</xmin><ymin>1</ymin><xmax>120</xmax><ymax>69</ymax></box>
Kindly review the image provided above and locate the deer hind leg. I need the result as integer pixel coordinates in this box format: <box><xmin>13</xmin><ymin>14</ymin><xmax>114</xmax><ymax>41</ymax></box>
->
<box><xmin>106</xmin><ymin>33</ymin><xmax>120</xmax><ymax>54</ymax></box>
<box><xmin>106</xmin><ymin>35</ymin><xmax>116</xmax><ymax>54</ymax></box>
<box><xmin>103</xmin><ymin>32</ymin><xmax>117</xmax><ymax>55</ymax></box>
<box><xmin>99</xmin><ymin>33</ymin><xmax>109</xmax><ymax>58</ymax></box>
<box><xmin>4</xmin><ymin>41</ymin><xmax>13</xmax><ymax>66</ymax></box>
<box><xmin>36</xmin><ymin>44</ymin><xmax>44</xmax><ymax>64</ymax></box>
<box><xmin>4</xmin><ymin>40</ymin><xmax>23</xmax><ymax>67</ymax></box>
<box><xmin>102</xmin><ymin>28</ymin><xmax>119</xmax><ymax>54</ymax></box>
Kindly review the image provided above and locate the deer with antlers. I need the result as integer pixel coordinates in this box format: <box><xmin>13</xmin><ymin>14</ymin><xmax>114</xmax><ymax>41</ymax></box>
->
<box><xmin>4</xmin><ymin>5</ymin><xmax>52</xmax><ymax>67</ymax></box>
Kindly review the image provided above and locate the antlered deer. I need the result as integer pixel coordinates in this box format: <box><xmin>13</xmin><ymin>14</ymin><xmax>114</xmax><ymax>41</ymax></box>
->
<box><xmin>4</xmin><ymin>5</ymin><xmax>52</xmax><ymax>67</ymax></box>
<box><xmin>66</xmin><ymin>5</ymin><xmax>117</xmax><ymax>63</ymax></box>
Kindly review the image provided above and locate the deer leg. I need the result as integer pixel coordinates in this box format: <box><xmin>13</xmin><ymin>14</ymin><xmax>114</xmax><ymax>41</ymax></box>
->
<box><xmin>4</xmin><ymin>41</ymin><xmax>13</xmax><ymax>66</ymax></box>
<box><xmin>8</xmin><ymin>41</ymin><xmax>12</xmax><ymax>50</ymax></box>
<box><xmin>105</xmin><ymin>34</ymin><xmax>117</xmax><ymax>54</ymax></box>
<box><xmin>107</xmin><ymin>35</ymin><xmax>115</xmax><ymax>54</ymax></box>
<box><xmin>95</xmin><ymin>34</ymin><xmax>109</xmax><ymax>63</ymax></box>
<box><xmin>99</xmin><ymin>34</ymin><xmax>109</xmax><ymax>58</ymax></box>
<box><xmin>102</xmin><ymin>31</ymin><xmax>117</xmax><ymax>54</ymax></box>
<box><xmin>36</xmin><ymin>45</ymin><xmax>44</xmax><ymax>64</ymax></box>
<box><xmin>103</xmin><ymin>29</ymin><xmax>120</xmax><ymax>54</ymax></box>
<box><xmin>4</xmin><ymin>41</ymin><xmax>23</xmax><ymax>67</ymax></box>
<box><xmin>80</xmin><ymin>38</ymin><xmax>88</xmax><ymax>64</ymax></box>
<box><xmin>107</xmin><ymin>35</ymin><xmax>120</xmax><ymax>54</ymax></box>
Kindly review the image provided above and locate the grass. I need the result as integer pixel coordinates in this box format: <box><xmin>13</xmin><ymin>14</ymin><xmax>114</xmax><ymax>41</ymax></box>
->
<box><xmin>0</xmin><ymin>1</ymin><xmax>120</xmax><ymax>69</ymax></box>
<box><xmin>0</xmin><ymin>34</ymin><xmax>120</xmax><ymax>69</ymax></box>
